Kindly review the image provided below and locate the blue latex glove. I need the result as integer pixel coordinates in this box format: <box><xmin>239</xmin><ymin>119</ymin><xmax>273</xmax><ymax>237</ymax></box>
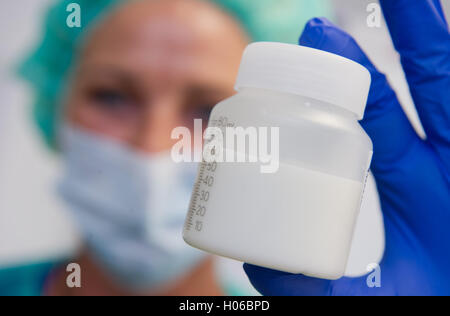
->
<box><xmin>244</xmin><ymin>0</ymin><xmax>450</xmax><ymax>296</ymax></box>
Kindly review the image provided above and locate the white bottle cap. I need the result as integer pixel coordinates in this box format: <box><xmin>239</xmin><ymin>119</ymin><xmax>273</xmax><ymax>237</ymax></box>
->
<box><xmin>235</xmin><ymin>42</ymin><xmax>371</xmax><ymax>120</ymax></box>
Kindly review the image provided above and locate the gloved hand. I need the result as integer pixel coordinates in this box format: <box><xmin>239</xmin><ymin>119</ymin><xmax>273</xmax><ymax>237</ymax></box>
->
<box><xmin>244</xmin><ymin>0</ymin><xmax>450</xmax><ymax>295</ymax></box>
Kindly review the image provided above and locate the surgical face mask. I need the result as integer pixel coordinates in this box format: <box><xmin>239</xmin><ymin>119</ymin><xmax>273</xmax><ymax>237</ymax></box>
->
<box><xmin>57</xmin><ymin>124</ymin><xmax>205</xmax><ymax>290</ymax></box>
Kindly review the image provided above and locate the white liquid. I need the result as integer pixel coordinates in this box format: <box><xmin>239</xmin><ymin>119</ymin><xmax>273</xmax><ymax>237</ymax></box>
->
<box><xmin>183</xmin><ymin>161</ymin><xmax>364</xmax><ymax>279</ymax></box>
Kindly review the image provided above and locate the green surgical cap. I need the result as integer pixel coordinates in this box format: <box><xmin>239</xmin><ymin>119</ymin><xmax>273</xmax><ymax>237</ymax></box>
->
<box><xmin>19</xmin><ymin>0</ymin><xmax>332</xmax><ymax>147</ymax></box>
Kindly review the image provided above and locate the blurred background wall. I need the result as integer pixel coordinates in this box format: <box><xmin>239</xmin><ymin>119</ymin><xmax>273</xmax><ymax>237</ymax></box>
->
<box><xmin>1</xmin><ymin>0</ymin><xmax>448</xmax><ymax>278</ymax></box>
<box><xmin>0</xmin><ymin>0</ymin><xmax>80</xmax><ymax>265</ymax></box>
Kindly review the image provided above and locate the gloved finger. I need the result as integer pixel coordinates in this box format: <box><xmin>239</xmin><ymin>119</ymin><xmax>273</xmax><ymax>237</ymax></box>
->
<box><xmin>299</xmin><ymin>17</ymin><xmax>419</xmax><ymax>173</ymax></box>
<box><xmin>380</xmin><ymin>0</ymin><xmax>450</xmax><ymax>168</ymax></box>
<box><xmin>243</xmin><ymin>263</ymin><xmax>332</xmax><ymax>296</ymax></box>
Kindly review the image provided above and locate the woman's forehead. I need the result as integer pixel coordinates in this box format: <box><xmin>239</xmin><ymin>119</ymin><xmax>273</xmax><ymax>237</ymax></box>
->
<box><xmin>81</xmin><ymin>0</ymin><xmax>247</xmax><ymax>63</ymax></box>
<box><xmin>78</xmin><ymin>0</ymin><xmax>248</xmax><ymax>86</ymax></box>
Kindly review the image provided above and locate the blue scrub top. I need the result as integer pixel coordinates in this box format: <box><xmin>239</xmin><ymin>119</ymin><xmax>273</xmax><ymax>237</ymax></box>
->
<box><xmin>0</xmin><ymin>260</ymin><xmax>248</xmax><ymax>296</ymax></box>
<box><xmin>0</xmin><ymin>261</ymin><xmax>58</xmax><ymax>296</ymax></box>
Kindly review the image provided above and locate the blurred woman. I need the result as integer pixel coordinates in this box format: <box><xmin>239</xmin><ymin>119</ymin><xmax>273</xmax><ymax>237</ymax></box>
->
<box><xmin>1</xmin><ymin>0</ymin><xmax>330</xmax><ymax>295</ymax></box>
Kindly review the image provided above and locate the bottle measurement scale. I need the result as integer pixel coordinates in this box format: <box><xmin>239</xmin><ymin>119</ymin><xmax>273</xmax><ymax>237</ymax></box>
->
<box><xmin>184</xmin><ymin>116</ymin><xmax>234</xmax><ymax>233</ymax></box>
<box><xmin>185</xmin><ymin>160</ymin><xmax>216</xmax><ymax>232</ymax></box>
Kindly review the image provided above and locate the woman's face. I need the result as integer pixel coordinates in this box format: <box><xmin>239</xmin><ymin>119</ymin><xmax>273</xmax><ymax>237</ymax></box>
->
<box><xmin>65</xmin><ymin>0</ymin><xmax>248</xmax><ymax>153</ymax></box>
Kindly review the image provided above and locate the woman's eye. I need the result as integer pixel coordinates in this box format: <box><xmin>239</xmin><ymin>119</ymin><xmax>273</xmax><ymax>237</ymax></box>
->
<box><xmin>90</xmin><ymin>88</ymin><xmax>129</xmax><ymax>107</ymax></box>
<box><xmin>190</xmin><ymin>104</ymin><xmax>213</xmax><ymax>120</ymax></box>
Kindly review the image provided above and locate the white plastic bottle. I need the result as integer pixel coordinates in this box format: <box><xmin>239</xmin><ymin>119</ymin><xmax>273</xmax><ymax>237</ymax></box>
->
<box><xmin>183</xmin><ymin>42</ymin><xmax>373</xmax><ymax>280</ymax></box>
